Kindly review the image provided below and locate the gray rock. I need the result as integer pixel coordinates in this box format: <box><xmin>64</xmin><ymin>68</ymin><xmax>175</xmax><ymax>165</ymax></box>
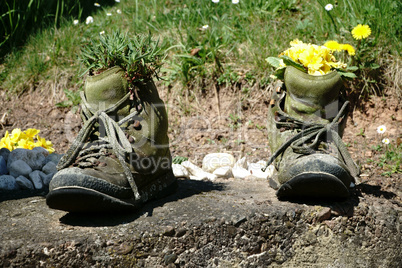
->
<box><xmin>7</xmin><ymin>148</ymin><xmax>46</xmax><ymax>171</ymax></box>
<box><xmin>0</xmin><ymin>148</ymin><xmax>10</xmax><ymax>162</ymax></box>
<box><xmin>40</xmin><ymin>172</ymin><xmax>55</xmax><ymax>185</ymax></box>
<box><xmin>29</xmin><ymin>170</ymin><xmax>44</xmax><ymax>190</ymax></box>
<box><xmin>45</xmin><ymin>153</ymin><xmax>63</xmax><ymax>165</ymax></box>
<box><xmin>164</xmin><ymin>252</ymin><xmax>177</xmax><ymax>265</ymax></box>
<box><xmin>42</xmin><ymin>161</ymin><xmax>58</xmax><ymax>175</ymax></box>
<box><xmin>15</xmin><ymin>175</ymin><xmax>34</xmax><ymax>190</ymax></box>
<box><xmin>0</xmin><ymin>155</ymin><xmax>7</xmax><ymax>175</ymax></box>
<box><xmin>32</xmin><ymin>146</ymin><xmax>49</xmax><ymax>158</ymax></box>
<box><xmin>0</xmin><ymin>175</ymin><xmax>19</xmax><ymax>191</ymax></box>
<box><xmin>9</xmin><ymin>159</ymin><xmax>33</xmax><ymax>178</ymax></box>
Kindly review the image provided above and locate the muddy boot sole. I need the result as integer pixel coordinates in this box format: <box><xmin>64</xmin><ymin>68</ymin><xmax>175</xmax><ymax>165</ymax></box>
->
<box><xmin>276</xmin><ymin>172</ymin><xmax>350</xmax><ymax>201</ymax></box>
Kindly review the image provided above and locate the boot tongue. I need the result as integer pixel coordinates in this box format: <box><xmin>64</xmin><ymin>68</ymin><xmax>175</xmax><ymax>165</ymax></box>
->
<box><xmin>85</xmin><ymin>66</ymin><xmax>129</xmax><ymax>113</ymax></box>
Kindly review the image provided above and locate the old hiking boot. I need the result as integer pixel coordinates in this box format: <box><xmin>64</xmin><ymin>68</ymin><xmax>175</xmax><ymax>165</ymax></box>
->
<box><xmin>265</xmin><ymin>66</ymin><xmax>360</xmax><ymax>200</ymax></box>
<box><xmin>46</xmin><ymin>66</ymin><xmax>177</xmax><ymax>212</ymax></box>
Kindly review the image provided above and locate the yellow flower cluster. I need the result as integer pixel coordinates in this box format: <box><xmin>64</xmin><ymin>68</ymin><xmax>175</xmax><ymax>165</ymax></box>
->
<box><xmin>279</xmin><ymin>39</ymin><xmax>347</xmax><ymax>76</ymax></box>
<box><xmin>0</xmin><ymin>128</ymin><xmax>55</xmax><ymax>153</ymax></box>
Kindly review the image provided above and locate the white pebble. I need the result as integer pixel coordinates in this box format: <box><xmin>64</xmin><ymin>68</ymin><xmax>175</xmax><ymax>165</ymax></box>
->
<box><xmin>172</xmin><ymin>164</ymin><xmax>189</xmax><ymax>178</ymax></box>
<box><xmin>182</xmin><ymin>161</ymin><xmax>217</xmax><ymax>181</ymax></box>
<box><xmin>232</xmin><ymin>166</ymin><xmax>251</xmax><ymax>179</ymax></box>
<box><xmin>248</xmin><ymin>161</ymin><xmax>275</xmax><ymax>180</ymax></box>
<box><xmin>212</xmin><ymin>166</ymin><xmax>233</xmax><ymax>178</ymax></box>
<box><xmin>202</xmin><ymin>153</ymin><xmax>235</xmax><ymax>173</ymax></box>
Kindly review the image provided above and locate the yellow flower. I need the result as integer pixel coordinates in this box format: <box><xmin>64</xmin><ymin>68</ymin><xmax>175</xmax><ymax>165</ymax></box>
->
<box><xmin>351</xmin><ymin>24</ymin><xmax>371</xmax><ymax>40</ymax></box>
<box><xmin>10</xmin><ymin>128</ymin><xmax>23</xmax><ymax>143</ymax></box>
<box><xmin>289</xmin><ymin>39</ymin><xmax>303</xmax><ymax>46</ymax></box>
<box><xmin>16</xmin><ymin>139</ymin><xmax>35</xmax><ymax>150</ymax></box>
<box><xmin>324</xmin><ymin>40</ymin><xmax>342</xmax><ymax>51</ymax></box>
<box><xmin>0</xmin><ymin>131</ymin><xmax>14</xmax><ymax>151</ymax></box>
<box><xmin>324</xmin><ymin>41</ymin><xmax>356</xmax><ymax>56</ymax></box>
<box><xmin>24</xmin><ymin>128</ymin><xmax>40</xmax><ymax>139</ymax></box>
<box><xmin>340</xmin><ymin>44</ymin><xmax>356</xmax><ymax>56</ymax></box>
<box><xmin>35</xmin><ymin>135</ymin><xmax>55</xmax><ymax>154</ymax></box>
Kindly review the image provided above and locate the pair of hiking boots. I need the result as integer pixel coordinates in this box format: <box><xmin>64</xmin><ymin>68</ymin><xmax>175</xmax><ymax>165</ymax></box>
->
<box><xmin>46</xmin><ymin>66</ymin><xmax>359</xmax><ymax>213</ymax></box>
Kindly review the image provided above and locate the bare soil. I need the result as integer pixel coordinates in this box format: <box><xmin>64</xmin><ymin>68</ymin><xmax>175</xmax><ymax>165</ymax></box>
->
<box><xmin>0</xmin><ymin>80</ymin><xmax>401</xmax><ymax>267</ymax></box>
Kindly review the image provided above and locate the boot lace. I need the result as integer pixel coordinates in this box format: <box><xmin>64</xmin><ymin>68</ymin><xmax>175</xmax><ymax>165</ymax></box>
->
<box><xmin>263</xmin><ymin>96</ymin><xmax>360</xmax><ymax>180</ymax></box>
<box><xmin>57</xmin><ymin>91</ymin><xmax>142</xmax><ymax>200</ymax></box>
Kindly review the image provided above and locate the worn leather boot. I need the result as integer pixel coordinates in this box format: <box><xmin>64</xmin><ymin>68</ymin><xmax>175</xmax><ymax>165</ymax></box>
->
<box><xmin>265</xmin><ymin>66</ymin><xmax>359</xmax><ymax>200</ymax></box>
<box><xmin>46</xmin><ymin>67</ymin><xmax>177</xmax><ymax>212</ymax></box>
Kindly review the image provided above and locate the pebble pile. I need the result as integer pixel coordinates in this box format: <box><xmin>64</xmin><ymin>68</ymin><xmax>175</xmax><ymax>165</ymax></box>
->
<box><xmin>0</xmin><ymin>147</ymin><xmax>63</xmax><ymax>191</ymax></box>
<box><xmin>173</xmin><ymin>153</ymin><xmax>275</xmax><ymax>181</ymax></box>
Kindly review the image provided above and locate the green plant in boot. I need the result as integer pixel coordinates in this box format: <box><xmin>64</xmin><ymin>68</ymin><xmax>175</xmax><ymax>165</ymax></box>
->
<box><xmin>264</xmin><ymin>40</ymin><xmax>360</xmax><ymax>200</ymax></box>
<box><xmin>46</xmin><ymin>31</ymin><xmax>177</xmax><ymax>212</ymax></box>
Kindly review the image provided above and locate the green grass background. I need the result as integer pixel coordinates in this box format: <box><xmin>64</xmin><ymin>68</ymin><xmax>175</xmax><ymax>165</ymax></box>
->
<box><xmin>0</xmin><ymin>0</ymin><xmax>401</xmax><ymax>96</ymax></box>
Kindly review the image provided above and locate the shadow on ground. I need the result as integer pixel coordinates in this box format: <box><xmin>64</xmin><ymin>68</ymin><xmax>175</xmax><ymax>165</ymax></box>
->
<box><xmin>57</xmin><ymin>179</ymin><xmax>225</xmax><ymax>227</ymax></box>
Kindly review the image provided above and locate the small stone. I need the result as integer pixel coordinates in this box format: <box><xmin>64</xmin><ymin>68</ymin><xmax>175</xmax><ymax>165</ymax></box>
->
<box><xmin>0</xmin><ymin>156</ymin><xmax>8</xmax><ymax>175</ymax></box>
<box><xmin>172</xmin><ymin>164</ymin><xmax>189</xmax><ymax>178</ymax></box>
<box><xmin>164</xmin><ymin>252</ymin><xmax>177</xmax><ymax>265</ymax></box>
<box><xmin>9</xmin><ymin>159</ymin><xmax>33</xmax><ymax>178</ymax></box>
<box><xmin>233</xmin><ymin>216</ymin><xmax>247</xmax><ymax>227</ymax></box>
<box><xmin>42</xmin><ymin>161</ymin><xmax>58</xmax><ymax>175</ymax></box>
<box><xmin>0</xmin><ymin>175</ymin><xmax>20</xmax><ymax>191</ymax></box>
<box><xmin>181</xmin><ymin>161</ymin><xmax>216</xmax><ymax>181</ymax></box>
<box><xmin>202</xmin><ymin>153</ymin><xmax>235</xmax><ymax>173</ymax></box>
<box><xmin>116</xmin><ymin>243</ymin><xmax>133</xmax><ymax>255</ymax></box>
<box><xmin>0</xmin><ymin>148</ymin><xmax>10</xmax><ymax>162</ymax></box>
<box><xmin>316</xmin><ymin>207</ymin><xmax>332</xmax><ymax>222</ymax></box>
<box><xmin>175</xmin><ymin>228</ymin><xmax>187</xmax><ymax>237</ymax></box>
<box><xmin>162</xmin><ymin>226</ymin><xmax>175</xmax><ymax>237</ymax></box>
<box><xmin>232</xmin><ymin>166</ymin><xmax>250</xmax><ymax>179</ymax></box>
<box><xmin>40</xmin><ymin>172</ymin><xmax>55</xmax><ymax>186</ymax></box>
<box><xmin>232</xmin><ymin>157</ymin><xmax>251</xmax><ymax>179</ymax></box>
<box><xmin>7</xmin><ymin>148</ymin><xmax>46</xmax><ymax>171</ymax></box>
<box><xmin>29</xmin><ymin>170</ymin><xmax>44</xmax><ymax>190</ymax></box>
<box><xmin>213</xmin><ymin>166</ymin><xmax>232</xmax><ymax>178</ymax></box>
<box><xmin>248</xmin><ymin>161</ymin><xmax>275</xmax><ymax>180</ymax></box>
<box><xmin>45</xmin><ymin>153</ymin><xmax>63</xmax><ymax>165</ymax></box>
<box><xmin>32</xmin><ymin>146</ymin><xmax>49</xmax><ymax>158</ymax></box>
<box><xmin>15</xmin><ymin>176</ymin><xmax>34</xmax><ymax>190</ymax></box>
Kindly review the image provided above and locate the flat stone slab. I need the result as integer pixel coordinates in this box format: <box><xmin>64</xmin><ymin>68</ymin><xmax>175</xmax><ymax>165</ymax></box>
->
<box><xmin>0</xmin><ymin>178</ymin><xmax>401</xmax><ymax>267</ymax></box>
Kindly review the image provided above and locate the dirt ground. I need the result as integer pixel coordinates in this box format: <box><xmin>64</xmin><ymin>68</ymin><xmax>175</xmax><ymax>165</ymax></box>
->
<box><xmin>0</xmin><ymin>80</ymin><xmax>401</xmax><ymax>267</ymax></box>
<box><xmin>0</xmin><ymin>79</ymin><xmax>400</xmax><ymax>186</ymax></box>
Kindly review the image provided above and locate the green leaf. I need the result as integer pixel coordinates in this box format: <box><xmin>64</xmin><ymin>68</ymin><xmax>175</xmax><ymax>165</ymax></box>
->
<box><xmin>370</xmin><ymin>63</ymin><xmax>380</xmax><ymax>69</ymax></box>
<box><xmin>265</xmin><ymin>57</ymin><xmax>282</xmax><ymax>68</ymax></box>
<box><xmin>280</xmin><ymin>55</ymin><xmax>306</xmax><ymax>73</ymax></box>
<box><xmin>338</xmin><ymin>72</ymin><xmax>357</xmax><ymax>79</ymax></box>
<box><xmin>274</xmin><ymin>67</ymin><xmax>286</xmax><ymax>80</ymax></box>
<box><xmin>172</xmin><ymin>156</ymin><xmax>188</xmax><ymax>164</ymax></box>
<box><xmin>346</xmin><ymin>66</ymin><xmax>358</xmax><ymax>72</ymax></box>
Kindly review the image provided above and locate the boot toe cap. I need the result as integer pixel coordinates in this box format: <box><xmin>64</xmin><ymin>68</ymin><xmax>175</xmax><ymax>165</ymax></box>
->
<box><xmin>277</xmin><ymin>154</ymin><xmax>354</xmax><ymax>200</ymax></box>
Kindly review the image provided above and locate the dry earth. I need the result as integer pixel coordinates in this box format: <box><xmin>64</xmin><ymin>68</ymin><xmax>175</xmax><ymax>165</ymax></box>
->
<box><xmin>0</xmin><ymin>80</ymin><xmax>401</xmax><ymax>267</ymax></box>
